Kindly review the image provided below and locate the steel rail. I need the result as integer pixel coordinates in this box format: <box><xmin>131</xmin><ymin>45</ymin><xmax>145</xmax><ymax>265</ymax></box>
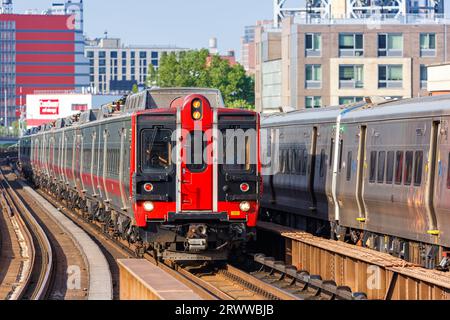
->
<box><xmin>0</xmin><ymin>168</ymin><xmax>54</xmax><ymax>300</ymax></box>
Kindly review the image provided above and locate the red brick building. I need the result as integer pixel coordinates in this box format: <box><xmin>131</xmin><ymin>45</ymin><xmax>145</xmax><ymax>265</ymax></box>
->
<box><xmin>0</xmin><ymin>13</ymin><xmax>88</xmax><ymax>125</ymax></box>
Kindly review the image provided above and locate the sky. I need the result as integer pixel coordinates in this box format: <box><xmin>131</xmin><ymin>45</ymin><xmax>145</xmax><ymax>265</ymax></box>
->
<box><xmin>12</xmin><ymin>0</ymin><xmax>273</xmax><ymax>60</ymax></box>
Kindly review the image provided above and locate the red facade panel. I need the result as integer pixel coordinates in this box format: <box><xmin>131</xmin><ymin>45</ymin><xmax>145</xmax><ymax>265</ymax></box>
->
<box><xmin>17</xmin><ymin>54</ymin><xmax>75</xmax><ymax>63</ymax></box>
<box><xmin>16</xmin><ymin>76</ymin><xmax>75</xmax><ymax>85</ymax></box>
<box><xmin>16</xmin><ymin>43</ymin><xmax>76</xmax><ymax>52</ymax></box>
<box><xmin>16</xmin><ymin>32</ymin><xmax>75</xmax><ymax>41</ymax></box>
<box><xmin>16</xmin><ymin>65</ymin><xmax>75</xmax><ymax>74</ymax></box>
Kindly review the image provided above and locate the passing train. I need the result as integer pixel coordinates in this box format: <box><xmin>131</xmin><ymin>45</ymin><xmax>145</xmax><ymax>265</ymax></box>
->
<box><xmin>19</xmin><ymin>88</ymin><xmax>260</xmax><ymax>261</ymax></box>
<box><xmin>261</xmin><ymin>95</ymin><xmax>450</xmax><ymax>269</ymax></box>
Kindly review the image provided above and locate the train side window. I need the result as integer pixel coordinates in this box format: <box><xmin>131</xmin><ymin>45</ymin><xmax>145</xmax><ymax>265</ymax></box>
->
<box><xmin>386</xmin><ymin>151</ymin><xmax>395</xmax><ymax>184</ymax></box>
<box><xmin>329</xmin><ymin>138</ymin><xmax>334</xmax><ymax>168</ymax></box>
<box><xmin>319</xmin><ymin>149</ymin><xmax>325</xmax><ymax>177</ymax></box>
<box><xmin>369</xmin><ymin>151</ymin><xmax>377</xmax><ymax>183</ymax></box>
<box><xmin>302</xmin><ymin>149</ymin><xmax>308</xmax><ymax>176</ymax></box>
<box><xmin>404</xmin><ymin>151</ymin><xmax>413</xmax><ymax>185</ymax></box>
<box><xmin>346</xmin><ymin>151</ymin><xmax>352</xmax><ymax>181</ymax></box>
<box><xmin>395</xmin><ymin>151</ymin><xmax>404</xmax><ymax>185</ymax></box>
<box><xmin>414</xmin><ymin>151</ymin><xmax>423</xmax><ymax>187</ymax></box>
<box><xmin>338</xmin><ymin>140</ymin><xmax>344</xmax><ymax>172</ymax></box>
<box><xmin>377</xmin><ymin>151</ymin><xmax>386</xmax><ymax>183</ymax></box>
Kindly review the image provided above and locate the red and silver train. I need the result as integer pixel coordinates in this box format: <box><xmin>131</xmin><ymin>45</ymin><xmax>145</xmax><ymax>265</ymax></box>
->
<box><xmin>19</xmin><ymin>88</ymin><xmax>260</xmax><ymax>261</ymax></box>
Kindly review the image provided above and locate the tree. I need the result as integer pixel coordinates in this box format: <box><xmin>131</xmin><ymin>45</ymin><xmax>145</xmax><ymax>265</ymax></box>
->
<box><xmin>146</xmin><ymin>50</ymin><xmax>255</xmax><ymax>109</ymax></box>
<box><xmin>132</xmin><ymin>83</ymin><xmax>139</xmax><ymax>93</ymax></box>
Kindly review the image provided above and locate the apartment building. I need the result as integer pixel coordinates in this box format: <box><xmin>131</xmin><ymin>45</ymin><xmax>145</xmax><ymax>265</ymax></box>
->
<box><xmin>85</xmin><ymin>37</ymin><xmax>188</xmax><ymax>94</ymax></box>
<box><xmin>256</xmin><ymin>0</ymin><xmax>450</xmax><ymax>113</ymax></box>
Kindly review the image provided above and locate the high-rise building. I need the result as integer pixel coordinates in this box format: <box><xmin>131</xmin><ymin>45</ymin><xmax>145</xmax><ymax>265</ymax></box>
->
<box><xmin>0</xmin><ymin>0</ymin><xmax>89</xmax><ymax>126</ymax></box>
<box><xmin>84</xmin><ymin>37</ymin><xmax>188</xmax><ymax>94</ymax></box>
<box><xmin>241</xmin><ymin>22</ymin><xmax>272</xmax><ymax>75</ymax></box>
<box><xmin>256</xmin><ymin>0</ymin><xmax>450</xmax><ymax>113</ymax></box>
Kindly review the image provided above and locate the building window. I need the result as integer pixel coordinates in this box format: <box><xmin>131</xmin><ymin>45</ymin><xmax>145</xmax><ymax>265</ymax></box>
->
<box><xmin>305</xmin><ymin>96</ymin><xmax>322</xmax><ymax>108</ymax></box>
<box><xmin>378</xmin><ymin>65</ymin><xmax>403</xmax><ymax>88</ymax></box>
<box><xmin>339</xmin><ymin>65</ymin><xmax>364</xmax><ymax>89</ymax></box>
<box><xmin>305</xmin><ymin>33</ymin><xmax>321</xmax><ymax>57</ymax></box>
<box><xmin>151</xmin><ymin>59</ymin><xmax>158</xmax><ymax>67</ymax></box>
<box><xmin>110</xmin><ymin>51</ymin><xmax>118</xmax><ymax>58</ymax></box>
<box><xmin>305</xmin><ymin>64</ymin><xmax>322</xmax><ymax>89</ymax></box>
<box><xmin>99</xmin><ymin>51</ymin><xmax>106</xmax><ymax>58</ymax></box>
<box><xmin>339</xmin><ymin>33</ymin><xmax>363</xmax><ymax>57</ymax></box>
<box><xmin>339</xmin><ymin>96</ymin><xmax>364</xmax><ymax>105</ymax></box>
<box><xmin>86</xmin><ymin>51</ymin><xmax>94</xmax><ymax>58</ymax></box>
<box><xmin>99</xmin><ymin>59</ymin><xmax>106</xmax><ymax>66</ymax></box>
<box><xmin>140</xmin><ymin>51</ymin><xmax>147</xmax><ymax>59</ymax></box>
<box><xmin>122</xmin><ymin>67</ymin><xmax>126</xmax><ymax>75</ymax></box>
<box><xmin>420</xmin><ymin>33</ymin><xmax>436</xmax><ymax>57</ymax></box>
<box><xmin>99</xmin><ymin>67</ymin><xmax>106</xmax><ymax>74</ymax></box>
<box><xmin>131</xmin><ymin>51</ymin><xmax>135</xmax><ymax>59</ymax></box>
<box><xmin>378</xmin><ymin>33</ymin><xmax>403</xmax><ymax>57</ymax></box>
<box><xmin>122</xmin><ymin>51</ymin><xmax>127</xmax><ymax>59</ymax></box>
<box><xmin>151</xmin><ymin>51</ymin><xmax>159</xmax><ymax>59</ymax></box>
<box><xmin>420</xmin><ymin>65</ymin><xmax>428</xmax><ymax>89</ymax></box>
<box><xmin>89</xmin><ymin>67</ymin><xmax>94</xmax><ymax>74</ymax></box>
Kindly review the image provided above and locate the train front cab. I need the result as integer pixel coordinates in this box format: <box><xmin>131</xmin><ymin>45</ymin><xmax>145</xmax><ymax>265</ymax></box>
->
<box><xmin>131</xmin><ymin>94</ymin><xmax>259</xmax><ymax>260</ymax></box>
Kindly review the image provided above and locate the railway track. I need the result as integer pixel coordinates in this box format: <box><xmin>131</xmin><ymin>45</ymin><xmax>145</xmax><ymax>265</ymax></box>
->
<box><xmin>0</xmin><ymin>166</ymin><xmax>96</xmax><ymax>300</ymax></box>
<box><xmin>0</xmin><ymin>168</ymin><xmax>53</xmax><ymax>300</ymax></box>
<box><xmin>11</xmin><ymin>168</ymin><xmax>329</xmax><ymax>300</ymax></box>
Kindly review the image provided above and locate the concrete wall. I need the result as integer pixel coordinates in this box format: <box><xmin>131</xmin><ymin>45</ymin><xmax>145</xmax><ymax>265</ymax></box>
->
<box><xmin>428</xmin><ymin>64</ymin><xmax>450</xmax><ymax>92</ymax></box>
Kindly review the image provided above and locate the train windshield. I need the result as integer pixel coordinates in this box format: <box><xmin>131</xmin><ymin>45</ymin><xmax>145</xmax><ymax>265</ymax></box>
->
<box><xmin>221</xmin><ymin>129</ymin><xmax>256</xmax><ymax>173</ymax></box>
<box><xmin>141</xmin><ymin>128</ymin><xmax>173</xmax><ymax>173</ymax></box>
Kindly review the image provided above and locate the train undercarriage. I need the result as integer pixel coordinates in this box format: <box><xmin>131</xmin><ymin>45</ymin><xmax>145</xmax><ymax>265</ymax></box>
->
<box><xmin>262</xmin><ymin>207</ymin><xmax>450</xmax><ymax>271</ymax></box>
<box><xmin>30</xmin><ymin>172</ymin><xmax>251</xmax><ymax>262</ymax></box>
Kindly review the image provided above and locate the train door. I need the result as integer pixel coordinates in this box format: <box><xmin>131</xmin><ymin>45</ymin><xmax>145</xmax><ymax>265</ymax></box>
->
<box><xmin>356</xmin><ymin>125</ymin><xmax>368</xmax><ymax>222</ymax></box>
<box><xmin>179</xmin><ymin>97</ymin><xmax>213</xmax><ymax>212</ymax></box>
<box><xmin>308</xmin><ymin>126</ymin><xmax>318</xmax><ymax>209</ymax></box>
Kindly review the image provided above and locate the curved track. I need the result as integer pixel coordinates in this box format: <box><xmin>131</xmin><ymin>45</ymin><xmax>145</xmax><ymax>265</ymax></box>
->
<box><xmin>0</xmin><ymin>168</ymin><xmax>53</xmax><ymax>300</ymax></box>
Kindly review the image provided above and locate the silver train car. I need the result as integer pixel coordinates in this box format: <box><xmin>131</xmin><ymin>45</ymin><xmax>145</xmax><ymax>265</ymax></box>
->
<box><xmin>261</xmin><ymin>95</ymin><xmax>450</xmax><ymax>269</ymax></box>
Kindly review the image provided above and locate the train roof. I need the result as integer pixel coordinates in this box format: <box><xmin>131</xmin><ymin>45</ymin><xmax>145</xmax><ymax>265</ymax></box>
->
<box><xmin>342</xmin><ymin>94</ymin><xmax>450</xmax><ymax>123</ymax></box>
<box><xmin>261</xmin><ymin>94</ymin><xmax>450</xmax><ymax>127</ymax></box>
<box><xmin>261</xmin><ymin>104</ymin><xmax>349</xmax><ymax>126</ymax></box>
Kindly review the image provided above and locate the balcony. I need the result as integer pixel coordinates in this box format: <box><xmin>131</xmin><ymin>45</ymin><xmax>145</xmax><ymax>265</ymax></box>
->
<box><xmin>379</xmin><ymin>80</ymin><xmax>403</xmax><ymax>89</ymax></box>
<box><xmin>339</xmin><ymin>80</ymin><xmax>364</xmax><ymax>89</ymax></box>
<box><xmin>305</xmin><ymin>80</ymin><xmax>321</xmax><ymax>89</ymax></box>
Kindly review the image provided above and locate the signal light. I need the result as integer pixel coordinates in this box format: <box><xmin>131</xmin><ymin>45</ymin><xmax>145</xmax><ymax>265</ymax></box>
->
<box><xmin>192</xmin><ymin>111</ymin><xmax>202</xmax><ymax>120</ymax></box>
<box><xmin>192</xmin><ymin>99</ymin><xmax>202</xmax><ymax>109</ymax></box>
<box><xmin>144</xmin><ymin>183</ymin><xmax>153</xmax><ymax>192</ymax></box>
<box><xmin>240</xmin><ymin>183</ymin><xmax>250</xmax><ymax>193</ymax></box>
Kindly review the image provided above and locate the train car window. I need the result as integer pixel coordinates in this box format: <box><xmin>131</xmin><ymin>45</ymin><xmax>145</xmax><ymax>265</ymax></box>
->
<box><xmin>346</xmin><ymin>151</ymin><xmax>352</xmax><ymax>181</ymax></box>
<box><xmin>377</xmin><ymin>151</ymin><xmax>386</xmax><ymax>183</ymax></box>
<box><xmin>301</xmin><ymin>149</ymin><xmax>308</xmax><ymax>176</ymax></box>
<box><xmin>223</xmin><ymin>131</ymin><xmax>253</xmax><ymax>173</ymax></box>
<box><xmin>319</xmin><ymin>149</ymin><xmax>325</xmax><ymax>178</ymax></box>
<box><xmin>395</xmin><ymin>151</ymin><xmax>404</xmax><ymax>185</ymax></box>
<box><xmin>386</xmin><ymin>151</ymin><xmax>395</xmax><ymax>184</ymax></box>
<box><xmin>141</xmin><ymin>129</ymin><xmax>173</xmax><ymax>173</ymax></box>
<box><xmin>329</xmin><ymin>139</ymin><xmax>334</xmax><ymax>168</ymax></box>
<box><xmin>414</xmin><ymin>151</ymin><xmax>423</xmax><ymax>186</ymax></box>
<box><xmin>404</xmin><ymin>151</ymin><xmax>413</xmax><ymax>185</ymax></box>
<box><xmin>369</xmin><ymin>151</ymin><xmax>377</xmax><ymax>183</ymax></box>
<box><xmin>338</xmin><ymin>140</ymin><xmax>344</xmax><ymax>172</ymax></box>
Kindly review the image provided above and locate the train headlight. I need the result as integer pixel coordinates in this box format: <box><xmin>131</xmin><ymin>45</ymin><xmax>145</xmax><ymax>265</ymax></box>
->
<box><xmin>239</xmin><ymin>201</ymin><xmax>251</xmax><ymax>212</ymax></box>
<box><xmin>143</xmin><ymin>201</ymin><xmax>154</xmax><ymax>212</ymax></box>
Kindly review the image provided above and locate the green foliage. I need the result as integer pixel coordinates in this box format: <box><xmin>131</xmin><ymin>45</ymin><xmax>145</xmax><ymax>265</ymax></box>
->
<box><xmin>132</xmin><ymin>83</ymin><xmax>139</xmax><ymax>93</ymax></box>
<box><xmin>0</xmin><ymin>121</ymin><xmax>20</xmax><ymax>137</ymax></box>
<box><xmin>147</xmin><ymin>50</ymin><xmax>255</xmax><ymax>109</ymax></box>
